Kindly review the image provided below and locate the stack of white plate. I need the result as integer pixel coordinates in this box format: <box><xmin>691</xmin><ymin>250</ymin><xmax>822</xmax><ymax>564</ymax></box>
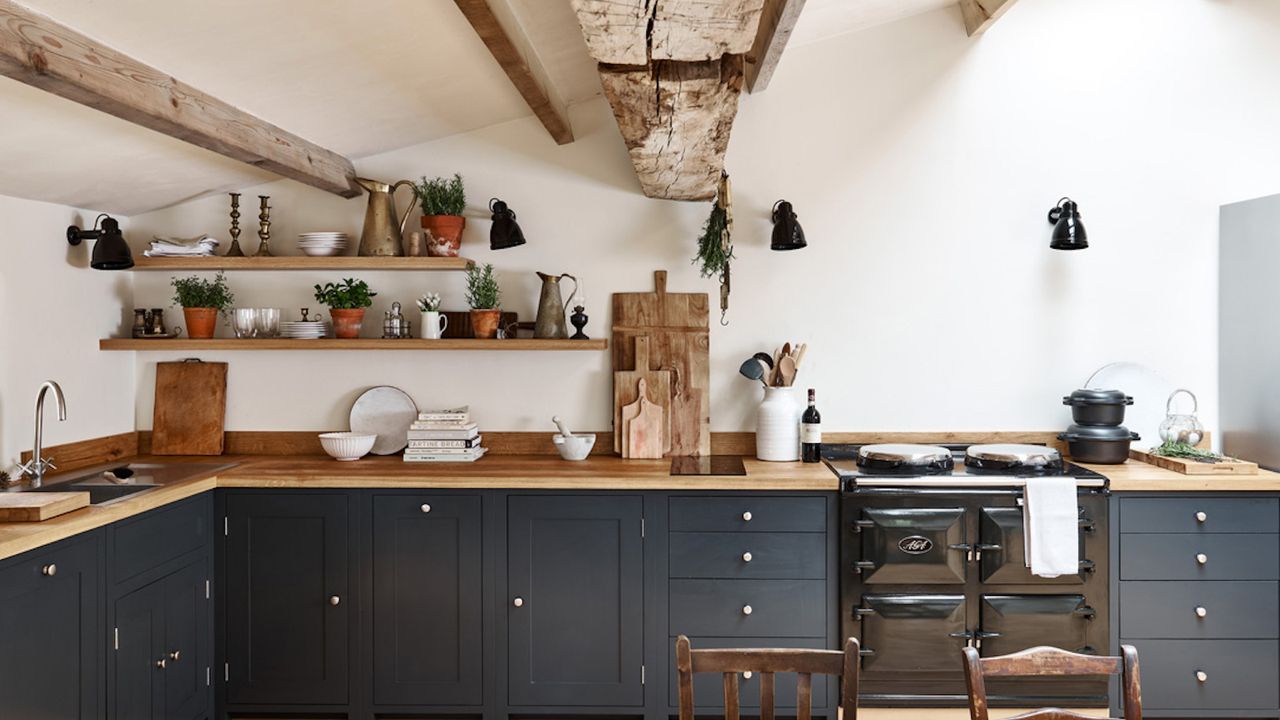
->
<box><xmin>280</xmin><ymin>320</ymin><xmax>330</xmax><ymax>339</ymax></box>
<box><xmin>297</xmin><ymin>232</ymin><xmax>349</xmax><ymax>257</ymax></box>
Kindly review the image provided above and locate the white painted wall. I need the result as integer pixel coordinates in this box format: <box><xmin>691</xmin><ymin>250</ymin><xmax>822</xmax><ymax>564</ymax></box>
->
<box><xmin>124</xmin><ymin>0</ymin><xmax>1280</xmax><ymax>437</ymax></box>
<box><xmin>0</xmin><ymin>195</ymin><xmax>135</xmax><ymax>467</ymax></box>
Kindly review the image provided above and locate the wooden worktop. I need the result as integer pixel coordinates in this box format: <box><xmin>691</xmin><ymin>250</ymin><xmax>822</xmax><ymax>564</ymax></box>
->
<box><xmin>1080</xmin><ymin>458</ymin><xmax>1280</xmax><ymax>492</ymax></box>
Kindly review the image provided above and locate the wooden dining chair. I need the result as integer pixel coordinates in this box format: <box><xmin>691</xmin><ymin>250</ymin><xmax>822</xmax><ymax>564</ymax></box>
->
<box><xmin>675</xmin><ymin>635</ymin><xmax>859</xmax><ymax>720</ymax></box>
<box><xmin>962</xmin><ymin>645</ymin><xmax>1143</xmax><ymax>720</ymax></box>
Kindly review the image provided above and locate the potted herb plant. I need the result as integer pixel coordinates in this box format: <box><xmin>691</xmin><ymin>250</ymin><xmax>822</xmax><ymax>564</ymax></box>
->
<box><xmin>314</xmin><ymin>278</ymin><xmax>376</xmax><ymax>339</ymax></box>
<box><xmin>171</xmin><ymin>272</ymin><xmax>234</xmax><ymax>339</ymax></box>
<box><xmin>465</xmin><ymin>263</ymin><xmax>502</xmax><ymax>339</ymax></box>
<box><xmin>414</xmin><ymin>173</ymin><xmax>466</xmax><ymax>257</ymax></box>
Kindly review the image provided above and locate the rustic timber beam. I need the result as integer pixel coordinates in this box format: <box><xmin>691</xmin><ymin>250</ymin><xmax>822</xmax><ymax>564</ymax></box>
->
<box><xmin>454</xmin><ymin>0</ymin><xmax>573</xmax><ymax>145</ymax></box>
<box><xmin>573</xmin><ymin>0</ymin><xmax>765</xmax><ymax>64</ymax></box>
<box><xmin>746</xmin><ymin>0</ymin><xmax>805</xmax><ymax>92</ymax></box>
<box><xmin>0</xmin><ymin>0</ymin><xmax>359</xmax><ymax>197</ymax></box>
<box><xmin>959</xmin><ymin>0</ymin><xmax>1019</xmax><ymax>36</ymax></box>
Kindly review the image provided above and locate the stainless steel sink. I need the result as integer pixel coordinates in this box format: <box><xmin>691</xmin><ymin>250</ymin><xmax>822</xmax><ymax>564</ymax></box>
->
<box><xmin>6</xmin><ymin>461</ymin><xmax>234</xmax><ymax>506</ymax></box>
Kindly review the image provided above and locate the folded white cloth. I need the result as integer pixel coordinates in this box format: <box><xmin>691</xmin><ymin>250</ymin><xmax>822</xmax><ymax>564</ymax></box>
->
<box><xmin>1023</xmin><ymin>476</ymin><xmax>1078</xmax><ymax>578</ymax></box>
<box><xmin>144</xmin><ymin>234</ymin><xmax>219</xmax><ymax>257</ymax></box>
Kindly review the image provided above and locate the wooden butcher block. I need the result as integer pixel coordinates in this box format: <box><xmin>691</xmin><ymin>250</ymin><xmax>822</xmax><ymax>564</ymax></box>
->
<box><xmin>613</xmin><ymin>337</ymin><xmax>671</xmax><ymax>454</ymax></box>
<box><xmin>612</xmin><ymin>270</ymin><xmax>710</xmax><ymax>457</ymax></box>
<box><xmin>152</xmin><ymin>359</ymin><xmax>228</xmax><ymax>456</ymax></box>
<box><xmin>0</xmin><ymin>492</ymin><xmax>90</xmax><ymax>522</ymax></box>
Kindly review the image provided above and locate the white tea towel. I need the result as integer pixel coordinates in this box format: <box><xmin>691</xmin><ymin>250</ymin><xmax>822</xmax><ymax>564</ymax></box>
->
<box><xmin>1023</xmin><ymin>476</ymin><xmax>1078</xmax><ymax>578</ymax></box>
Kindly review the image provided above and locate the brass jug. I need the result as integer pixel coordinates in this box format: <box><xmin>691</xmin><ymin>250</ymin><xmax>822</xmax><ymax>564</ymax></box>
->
<box><xmin>534</xmin><ymin>272</ymin><xmax>579</xmax><ymax>339</ymax></box>
<box><xmin>355</xmin><ymin>177</ymin><xmax>418</xmax><ymax>257</ymax></box>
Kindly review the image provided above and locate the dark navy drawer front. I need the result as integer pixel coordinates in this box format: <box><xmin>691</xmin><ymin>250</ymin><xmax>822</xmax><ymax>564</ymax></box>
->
<box><xmin>1121</xmin><ymin>497</ymin><xmax>1279</xmax><ymax>534</ymax></box>
<box><xmin>666</xmin><ymin>636</ymin><xmax>830</xmax><ymax>709</ymax></box>
<box><xmin>669</xmin><ymin>579</ymin><xmax>826</xmax><ymax>637</ymax></box>
<box><xmin>1120</xmin><ymin>534</ymin><xmax>1280</xmax><ymax>581</ymax></box>
<box><xmin>669</xmin><ymin>532</ymin><xmax>825</xmax><ymax>579</ymax></box>
<box><xmin>1120</xmin><ymin>581</ymin><xmax>1280</xmax><ymax>639</ymax></box>
<box><xmin>669</xmin><ymin>497</ymin><xmax>826</xmax><ymax>533</ymax></box>
<box><xmin>112</xmin><ymin>495</ymin><xmax>209</xmax><ymax>584</ymax></box>
<box><xmin>1122</xmin><ymin>639</ymin><xmax>1280</xmax><ymax>710</ymax></box>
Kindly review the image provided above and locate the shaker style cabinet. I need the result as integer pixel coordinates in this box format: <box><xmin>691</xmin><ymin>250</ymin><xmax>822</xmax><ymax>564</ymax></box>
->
<box><xmin>0</xmin><ymin>533</ymin><xmax>102</xmax><ymax>719</ymax></box>
<box><xmin>370</xmin><ymin>494</ymin><xmax>483</xmax><ymax>707</ymax></box>
<box><xmin>507</xmin><ymin>495</ymin><xmax>646</xmax><ymax>707</ymax></box>
<box><xmin>223</xmin><ymin>493</ymin><xmax>351</xmax><ymax>705</ymax></box>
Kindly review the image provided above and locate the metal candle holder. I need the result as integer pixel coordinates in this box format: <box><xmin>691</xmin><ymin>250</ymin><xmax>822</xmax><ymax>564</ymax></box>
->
<box><xmin>254</xmin><ymin>195</ymin><xmax>273</xmax><ymax>257</ymax></box>
<box><xmin>225</xmin><ymin>192</ymin><xmax>245</xmax><ymax>257</ymax></box>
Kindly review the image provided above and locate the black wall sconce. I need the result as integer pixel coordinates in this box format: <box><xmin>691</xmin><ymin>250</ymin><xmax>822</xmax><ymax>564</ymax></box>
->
<box><xmin>489</xmin><ymin>198</ymin><xmax>526</xmax><ymax>250</ymax></box>
<box><xmin>770</xmin><ymin>200</ymin><xmax>806</xmax><ymax>251</ymax></box>
<box><xmin>1047</xmin><ymin>197</ymin><xmax>1088</xmax><ymax>251</ymax></box>
<box><xmin>67</xmin><ymin>214</ymin><xmax>134</xmax><ymax>269</ymax></box>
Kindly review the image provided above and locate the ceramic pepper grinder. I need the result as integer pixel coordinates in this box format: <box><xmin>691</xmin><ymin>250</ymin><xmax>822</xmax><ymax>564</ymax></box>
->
<box><xmin>254</xmin><ymin>195</ymin><xmax>273</xmax><ymax>257</ymax></box>
<box><xmin>569</xmin><ymin>297</ymin><xmax>589</xmax><ymax>340</ymax></box>
<box><xmin>225</xmin><ymin>192</ymin><xmax>246</xmax><ymax>257</ymax></box>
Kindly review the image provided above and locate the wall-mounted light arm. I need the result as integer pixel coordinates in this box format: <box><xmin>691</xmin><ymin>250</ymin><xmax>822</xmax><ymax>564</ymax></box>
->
<box><xmin>67</xmin><ymin>214</ymin><xmax>134</xmax><ymax>269</ymax></box>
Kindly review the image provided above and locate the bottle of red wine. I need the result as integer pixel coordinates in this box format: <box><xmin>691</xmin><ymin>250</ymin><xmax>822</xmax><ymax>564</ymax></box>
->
<box><xmin>801</xmin><ymin>388</ymin><xmax>822</xmax><ymax>463</ymax></box>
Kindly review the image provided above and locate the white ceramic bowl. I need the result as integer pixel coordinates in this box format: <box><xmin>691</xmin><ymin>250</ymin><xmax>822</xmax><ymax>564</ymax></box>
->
<box><xmin>552</xmin><ymin>433</ymin><xmax>596</xmax><ymax>461</ymax></box>
<box><xmin>300</xmin><ymin>245</ymin><xmax>345</xmax><ymax>257</ymax></box>
<box><xmin>319</xmin><ymin>432</ymin><xmax>376</xmax><ymax>461</ymax></box>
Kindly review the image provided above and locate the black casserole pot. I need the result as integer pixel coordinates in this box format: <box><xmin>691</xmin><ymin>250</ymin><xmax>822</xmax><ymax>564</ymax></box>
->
<box><xmin>1062</xmin><ymin>388</ymin><xmax>1134</xmax><ymax>426</ymax></box>
<box><xmin>1059</xmin><ymin>424</ymin><xmax>1140</xmax><ymax>464</ymax></box>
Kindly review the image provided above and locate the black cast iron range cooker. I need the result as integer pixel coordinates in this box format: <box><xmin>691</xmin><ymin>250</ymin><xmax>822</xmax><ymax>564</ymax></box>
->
<box><xmin>825</xmin><ymin>442</ymin><xmax>1110</xmax><ymax>708</ymax></box>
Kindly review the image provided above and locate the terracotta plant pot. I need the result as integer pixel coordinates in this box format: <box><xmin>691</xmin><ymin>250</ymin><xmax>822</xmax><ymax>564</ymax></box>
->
<box><xmin>470</xmin><ymin>308</ymin><xmax>502</xmax><ymax>339</ymax></box>
<box><xmin>183</xmin><ymin>307</ymin><xmax>218</xmax><ymax>339</ymax></box>
<box><xmin>421</xmin><ymin>215</ymin><xmax>465</xmax><ymax>257</ymax></box>
<box><xmin>329</xmin><ymin>308</ymin><xmax>366</xmax><ymax>339</ymax></box>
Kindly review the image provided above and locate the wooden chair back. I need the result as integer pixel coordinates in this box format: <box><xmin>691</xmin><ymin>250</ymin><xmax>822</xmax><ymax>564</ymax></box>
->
<box><xmin>675</xmin><ymin>635</ymin><xmax>859</xmax><ymax>720</ymax></box>
<box><xmin>962</xmin><ymin>645</ymin><xmax>1142</xmax><ymax>720</ymax></box>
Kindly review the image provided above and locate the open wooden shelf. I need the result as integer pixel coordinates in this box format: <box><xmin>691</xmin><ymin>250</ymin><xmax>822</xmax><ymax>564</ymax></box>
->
<box><xmin>130</xmin><ymin>256</ymin><xmax>473</xmax><ymax>271</ymax></box>
<box><xmin>99</xmin><ymin>338</ymin><xmax>607</xmax><ymax>351</ymax></box>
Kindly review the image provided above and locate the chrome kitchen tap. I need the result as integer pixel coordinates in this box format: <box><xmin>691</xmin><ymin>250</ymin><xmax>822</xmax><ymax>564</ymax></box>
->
<box><xmin>16</xmin><ymin>381</ymin><xmax>67</xmax><ymax>486</ymax></box>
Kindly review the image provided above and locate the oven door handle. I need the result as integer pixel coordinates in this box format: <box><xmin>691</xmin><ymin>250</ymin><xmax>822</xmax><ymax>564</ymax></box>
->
<box><xmin>1074</xmin><ymin>605</ymin><xmax>1097</xmax><ymax>620</ymax></box>
<box><xmin>852</xmin><ymin>519</ymin><xmax>876</xmax><ymax>533</ymax></box>
<box><xmin>1078</xmin><ymin>559</ymin><xmax>1096</xmax><ymax>574</ymax></box>
<box><xmin>1079</xmin><ymin>517</ymin><xmax>1096</xmax><ymax>533</ymax></box>
<box><xmin>851</xmin><ymin>560</ymin><xmax>877</xmax><ymax>574</ymax></box>
<box><xmin>973</xmin><ymin>630</ymin><xmax>1001</xmax><ymax>652</ymax></box>
<box><xmin>947</xmin><ymin>629</ymin><xmax>976</xmax><ymax>648</ymax></box>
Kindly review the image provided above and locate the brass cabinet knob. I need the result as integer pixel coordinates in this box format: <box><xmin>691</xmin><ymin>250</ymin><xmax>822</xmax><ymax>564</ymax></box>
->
<box><xmin>1195</xmin><ymin>606</ymin><xmax>1208</xmax><ymax>618</ymax></box>
<box><xmin>742</xmin><ymin>511</ymin><xmax>753</xmax><ymax>522</ymax></box>
<box><xmin>742</xmin><ymin>552</ymin><xmax>753</xmax><ymax>563</ymax></box>
<box><xmin>421</xmin><ymin>504</ymin><xmax>432</xmax><ymax>513</ymax></box>
<box><xmin>41</xmin><ymin>564</ymin><xmax>56</xmax><ymax>577</ymax></box>
<box><xmin>329</xmin><ymin>595</ymin><xmax>341</xmax><ymax>606</ymax></box>
<box><xmin>1196</xmin><ymin>553</ymin><xmax>1208</xmax><ymax>565</ymax></box>
<box><xmin>155</xmin><ymin>658</ymin><xmax>167</xmax><ymax>670</ymax></box>
<box><xmin>1195</xmin><ymin>511</ymin><xmax>1208</xmax><ymax>523</ymax></box>
<box><xmin>742</xmin><ymin>605</ymin><xmax>753</xmax><ymax>616</ymax></box>
<box><xmin>169</xmin><ymin>650</ymin><xmax>181</xmax><ymax>662</ymax></box>
<box><xmin>513</xmin><ymin>597</ymin><xmax>525</xmax><ymax>608</ymax></box>
<box><xmin>1196</xmin><ymin>670</ymin><xmax>1208</xmax><ymax>683</ymax></box>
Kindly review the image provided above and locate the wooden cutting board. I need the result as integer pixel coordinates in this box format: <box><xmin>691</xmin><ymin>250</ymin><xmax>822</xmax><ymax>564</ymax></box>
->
<box><xmin>152</xmin><ymin>359</ymin><xmax>228</xmax><ymax>455</ymax></box>
<box><xmin>0</xmin><ymin>492</ymin><xmax>90</xmax><ymax>522</ymax></box>
<box><xmin>1129</xmin><ymin>448</ymin><xmax>1259</xmax><ymax>475</ymax></box>
<box><xmin>612</xmin><ymin>337</ymin><xmax>671</xmax><ymax>455</ymax></box>
<box><xmin>623</xmin><ymin>379</ymin><xmax>665</xmax><ymax>459</ymax></box>
<box><xmin>613</xmin><ymin>270</ymin><xmax>710</xmax><ymax>456</ymax></box>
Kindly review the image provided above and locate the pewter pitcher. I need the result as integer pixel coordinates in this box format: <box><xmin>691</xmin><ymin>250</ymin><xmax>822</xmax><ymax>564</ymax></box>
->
<box><xmin>534</xmin><ymin>272</ymin><xmax>578</xmax><ymax>339</ymax></box>
<box><xmin>356</xmin><ymin>177</ymin><xmax>418</xmax><ymax>257</ymax></box>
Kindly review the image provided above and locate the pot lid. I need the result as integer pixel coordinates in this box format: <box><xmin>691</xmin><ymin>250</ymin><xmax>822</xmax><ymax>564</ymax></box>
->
<box><xmin>1059</xmin><ymin>424</ymin><xmax>1141</xmax><ymax>441</ymax></box>
<box><xmin>965</xmin><ymin>444</ymin><xmax>1062</xmax><ymax>467</ymax></box>
<box><xmin>1063</xmin><ymin>388</ymin><xmax>1134</xmax><ymax>406</ymax></box>
<box><xmin>857</xmin><ymin>443</ymin><xmax>953</xmax><ymax>466</ymax></box>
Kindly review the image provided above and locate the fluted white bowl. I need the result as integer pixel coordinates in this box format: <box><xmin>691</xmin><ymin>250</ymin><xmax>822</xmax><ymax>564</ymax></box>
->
<box><xmin>319</xmin><ymin>432</ymin><xmax>376</xmax><ymax>461</ymax></box>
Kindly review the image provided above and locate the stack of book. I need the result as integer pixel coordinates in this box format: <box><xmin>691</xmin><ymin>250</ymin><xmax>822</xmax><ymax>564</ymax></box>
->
<box><xmin>404</xmin><ymin>406</ymin><xmax>486</xmax><ymax>463</ymax></box>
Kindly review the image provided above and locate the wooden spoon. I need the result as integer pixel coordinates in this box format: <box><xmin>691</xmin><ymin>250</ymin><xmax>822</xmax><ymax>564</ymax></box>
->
<box><xmin>777</xmin><ymin>355</ymin><xmax>797</xmax><ymax>387</ymax></box>
<box><xmin>793</xmin><ymin>343</ymin><xmax>808</xmax><ymax>368</ymax></box>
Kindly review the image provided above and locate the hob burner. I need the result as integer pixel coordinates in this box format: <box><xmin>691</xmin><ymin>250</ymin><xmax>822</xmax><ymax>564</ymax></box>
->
<box><xmin>964</xmin><ymin>443</ymin><xmax>1063</xmax><ymax>474</ymax></box>
<box><xmin>856</xmin><ymin>443</ymin><xmax>955</xmax><ymax>474</ymax></box>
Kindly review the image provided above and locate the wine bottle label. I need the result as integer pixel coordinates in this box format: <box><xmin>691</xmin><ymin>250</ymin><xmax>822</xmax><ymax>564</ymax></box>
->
<box><xmin>801</xmin><ymin>423</ymin><xmax>822</xmax><ymax>444</ymax></box>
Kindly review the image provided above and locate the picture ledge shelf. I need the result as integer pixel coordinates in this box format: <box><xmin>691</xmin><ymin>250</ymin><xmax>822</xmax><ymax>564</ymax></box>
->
<box><xmin>99</xmin><ymin>338</ymin><xmax>608</xmax><ymax>351</ymax></box>
<box><xmin>129</xmin><ymin>256</ymin><xmax>473</xmax><ymax>271</ymax></box>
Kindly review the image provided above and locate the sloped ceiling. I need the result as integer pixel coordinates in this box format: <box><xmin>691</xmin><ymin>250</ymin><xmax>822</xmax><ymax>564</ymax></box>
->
<box><xmin>0</xmin><ymin>0</ymin><xmax>946</xmax><ymax>215</ymax></box>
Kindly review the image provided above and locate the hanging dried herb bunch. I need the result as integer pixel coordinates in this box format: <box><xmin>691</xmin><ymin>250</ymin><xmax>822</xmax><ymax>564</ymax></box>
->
<box><xmin>693</xmin><ymin>187</ymin><xmax>733</xmax><ymax>278</ymax></box>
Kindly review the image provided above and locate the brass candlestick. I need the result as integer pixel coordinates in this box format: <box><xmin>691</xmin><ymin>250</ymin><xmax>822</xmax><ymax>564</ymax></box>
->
<box><xmin>225</xmin><ymin>192</ymin><xmax>245</xmax><ymax>257</ymax></box>
<box><xmin>254</xmin><ymin>195</ymin><xmax>273</xmax><ymax>257</ymax></box>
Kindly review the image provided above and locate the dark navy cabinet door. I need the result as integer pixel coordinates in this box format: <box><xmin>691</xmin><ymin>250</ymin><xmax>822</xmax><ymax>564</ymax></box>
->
<box><xmin>507</xmin><ymin>495</ymin><xmax>645</xmax><ymax>707</ymax></box>
<box><xmin>371</xmin><ymin>495</ymin><xmax>483</xmax><ymax>706</ymax></box>
<box><xmin>113</xmin><ymin>580</ymin><xmax>165</xmax><ymax>719</ymax></box>
<box><xmin>225</xmin><ymin>493</ymin><xmax>350</xmax><ymax>705</ymax></box>
<box><xmin>0</xmin><ymin>535</ymin><xmax>101</xmax><ymax>719</ymax></box>
<box><xmin>163</xmin><ymin>558</ymin><xmax>209</xmax><ymax>720</ymax></box>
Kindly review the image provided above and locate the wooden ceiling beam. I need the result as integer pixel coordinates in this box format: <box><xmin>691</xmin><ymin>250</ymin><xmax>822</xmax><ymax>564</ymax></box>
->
<box><xmin>746</xmin><ymin>0</ymin><xmax>806</xmax><ymax>93</ymax></box>
<box><xmin>454</xmin><ymin>0</ymin><xmax>573</xmax><ymax>145</ymax></box>
<box><xmin>0</xmin><ymin>0</ymin><xmax>359</xmax><ymax>198</ymax></box>
<box><xmin>959</xmin><ymin>0</ymin><xmax>1019</xmax><ymax>36</ymax></box>
<box><xmin>573</xmin><ymin>0</ymin><xmax>765</xmax><ymax>65</ymax></box>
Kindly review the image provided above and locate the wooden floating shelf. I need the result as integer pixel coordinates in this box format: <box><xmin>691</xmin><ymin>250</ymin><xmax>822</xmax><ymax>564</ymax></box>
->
<box><xmin>99</xmin><ymin>338</ymin><xmax>608</xmax><ymax>351</ymax></box>
<box><xmin>130</xmin><ymin>256</ymin><xmax>473</xmax><ymax>271</ymax></box>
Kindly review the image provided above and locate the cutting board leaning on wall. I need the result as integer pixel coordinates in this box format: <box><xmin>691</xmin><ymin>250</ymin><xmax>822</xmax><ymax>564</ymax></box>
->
<box><xmin>152</xmin><ymin>359</ymin><xmax>228</xmax><ymax>455</ymax></box>
<box><xmin>612</xmin><ymin>271</ymin><xmax>710</xmax><ymax>456</ymax></box>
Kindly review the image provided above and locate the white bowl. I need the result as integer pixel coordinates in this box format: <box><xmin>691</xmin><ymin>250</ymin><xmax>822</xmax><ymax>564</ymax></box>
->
<box><xmin>552</xmin><ymin>433</ymin><xmax>596</xmax><ymax>461</ymax></box>
<box><xmin>300</xmin><ymin>246</ymin><xmax>345</xmax><ymax>257</ymax></box>
<box><xmin>320</xmin><ymin>432</ymin><xmax>376</xmax><ymax>461</ymax></box>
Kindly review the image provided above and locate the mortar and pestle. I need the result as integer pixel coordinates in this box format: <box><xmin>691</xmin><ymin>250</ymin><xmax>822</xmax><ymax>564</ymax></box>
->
<box><xmin>552</xmin><ymin>416</ymin><xmax>597</xmax><ymax>461</ymax></box>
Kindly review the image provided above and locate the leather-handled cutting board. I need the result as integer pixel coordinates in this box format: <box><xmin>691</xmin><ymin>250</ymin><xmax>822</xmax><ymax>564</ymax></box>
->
<box><xmin>612</xmin><ymin>270</ymin><xmax>710</xmax><ymax>456</ymax></box>
<box><xmin>152</xmin><ymin>359</ymin><xmax>227</xmax><ymax>455</ymax></box>
<box><xmin>0</xmin><ymin>492</ymin><xmax>90</xmax><ymax>522</ymax></box>
<box><xmin>613</xmin><ymin>337</ymin><xmax>671</xmax><ymax>454</ymax></box>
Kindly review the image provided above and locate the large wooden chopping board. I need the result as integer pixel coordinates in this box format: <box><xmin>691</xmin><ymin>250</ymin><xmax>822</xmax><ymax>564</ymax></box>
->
<box><xmin>612</xmin><ymin>270</ymin><xmax>710</xmax><ymax>456</ymax></box>
<box><xmin>0</xmin><ymin>492</ymin><xmax>90</xmax><ymax>522</ymax></box>
<box><xmin>152</xmin><ymin>359</ymin><xmax>228</xmax><ymax>455</ymax></box>
<box><xmin>613</xmin><ymin>338</ymin><xmax>671</xmax><ymax>454</ymax></box>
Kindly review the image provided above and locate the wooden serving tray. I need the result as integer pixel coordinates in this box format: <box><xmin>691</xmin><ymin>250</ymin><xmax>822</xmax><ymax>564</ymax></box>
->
<box><xmin>1129</xmin><ymin>447</ymin><xmax>1259</xmax><ymax>475</ymax></box>
<box><xmin>0</xmin><ymin>492</ymin><xmax>91</xmax><ymax>522</ymax></box>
